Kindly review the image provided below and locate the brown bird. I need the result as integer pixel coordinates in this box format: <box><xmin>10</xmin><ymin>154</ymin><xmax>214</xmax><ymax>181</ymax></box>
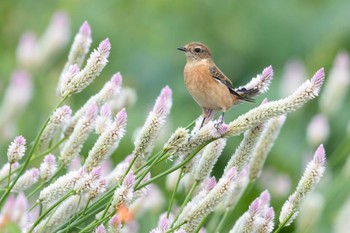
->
<box><xmin>177</xmin><ymin>42</ymin><xmax>254</xmax><ymax>128</ymax></box>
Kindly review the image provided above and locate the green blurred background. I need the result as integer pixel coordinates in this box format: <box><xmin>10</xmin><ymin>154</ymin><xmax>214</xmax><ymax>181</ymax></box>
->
<box><xmin>1</xmin><ymin>0</ymin><xmax>350</xmax><ymax>232</ymax></box>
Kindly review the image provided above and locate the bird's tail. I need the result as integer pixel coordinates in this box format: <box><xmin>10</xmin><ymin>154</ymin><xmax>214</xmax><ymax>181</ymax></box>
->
<box><xmin>230</xmin><ymin>87</ymin><xmax>256</xmax><ymax>103</ymax></box>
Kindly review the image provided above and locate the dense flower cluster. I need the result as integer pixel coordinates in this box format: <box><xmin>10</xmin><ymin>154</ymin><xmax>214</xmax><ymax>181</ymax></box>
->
<box><xmin>3</xmin><ymin>12</ymin><xmax>348</xmax><ymax>233</ymax></box>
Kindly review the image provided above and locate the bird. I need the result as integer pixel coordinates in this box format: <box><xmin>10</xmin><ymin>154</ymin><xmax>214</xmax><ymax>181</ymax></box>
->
<box><xmin>177</xmin><ymin>42</ymin><xmax>254</xmax><ymax>128</ymax></box>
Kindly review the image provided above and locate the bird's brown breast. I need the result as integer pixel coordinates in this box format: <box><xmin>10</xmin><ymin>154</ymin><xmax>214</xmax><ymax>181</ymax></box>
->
<box><xmin>184</xmin><ymin>62</ymin><xmax>236</xmax><ymax>111</ymax></box>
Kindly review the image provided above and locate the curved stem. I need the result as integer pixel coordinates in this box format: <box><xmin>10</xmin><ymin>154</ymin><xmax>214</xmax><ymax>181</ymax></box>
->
<box><xmin>194</xmin><ymin>214</ymin><xmax>208</xmax><ymax>233</ymax></box>
<box><xmin>133</xmin><ymin>149</ymin><xmax>165</xmax><ymax>175</ymax></box>
<box><xmin>214</xmin><ymin>207</ymin><xmax>230</xmax><ymax>233</ymax></box>
<box><xmin>0</xmin><ymin>95</ymin><xmax>69</xmax><ymax>208</ymax></box>
<box><xmin>134</xmin><ymin>150</ymin><xmax>167</xmax><ymax>188</ymax></box>
<box><xmin>7</xmin><ymin>164</ymin><xmax>12</xmax><ymax>188</ymax></box>
<box><xmin>79</xmin><ymin>212</ymin><xmax>113</xmax><ymax>232</ymax></box>
<box><xmin>135</xmin><ymin>139</ymin><xmax>214</xmax><ymax>191</ymax></box>
<box><xmin>167</xmin><ymin>168</ymin><xmax>184</xmax><ymax>218</ymax></box>
<box><xmin>171</xmin><ymin>180</ymin><xmax>199</xmax><ymax>227</ymax></box>
<box><xmin>28</xmin><ymin>190</ymin><xmax>74</xmax><ymax>233</ymax></box>
<box><xmin>273</xmin><ymin>212</ymin><xmax>293</xmax><ymax>233</ymax></box>
<box><xmin>166</xmin><ymin>221</ymin><xmax>187</xmax><ymax>233</ymax></box>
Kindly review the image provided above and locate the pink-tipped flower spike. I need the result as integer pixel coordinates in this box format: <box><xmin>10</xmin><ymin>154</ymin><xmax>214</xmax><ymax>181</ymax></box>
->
<box><xmin>0</xmin><ymin>162</ymin><xmax>19</xmax><ymax>185</ymax></box>
<box><xmin>88</xmin><ymin>178</ymin><xmax>107</xmax><ymax>199</ymax></box>
<box><xmin>259</xmin><ymin>190</ymin><xmax>271</xmax><ymax>206</ymax></box>
<box><xmin>111</xmin><ymin>72</ymin><xmax>123</xmax><ymax>87</ymax></box>
<box><xmin>163</xmin><ymin>128</ymin><xmax>190</xmax><ymax>155</ymax></box>
<box><xmin>57</xmin><ymin>20</ymin><xmax>92</xmax><ymax>94</ymax></box>
<box><xmin>224</xmin><ymin>166</ymin><xmax>249</xmax><ymax>207</ymax></box>
<box><xmin>16</xmin><ymin>31</ymin><xmax>37</xmax><ymax>67</ymax></box>
<box><xmin>60</xmin><ymin>102</ymin><xmax>98</xmax><ymax>165</ymax></box>
<box><xmin>236</xmin><ymin>65</ymin><xmax>273</xmax><ymax>99</ymax></box>
<box><xmin>154</xmin><ymin>86</ymin><xmax>172</xmax><ymax>115</ymax></box>
<box><xmin>279</xmin><ymin>144</ymin><xmax>326</xmax><ymax>227</ymax></box>
<box><xmin>64</xmin><ymin>72</ymin><xmax>123</xmax><ymax>136</ymax></box>
<box><xmin>80</xmin><ymin>21</ymin><xmax>91</xmax><ymax>37</ymax></box>
<box><xmin>39</xmin><ymin>170</ymin><xmax>80</xmax><ymax>204</ymax></box>
<box><xmin>249</xmin><ymin>114</ymin><xmax>286</xmax><ymax>181</ymax></box>
<box><xmin>175</xmin><ymin>120</ymin><xmax>227</xmax><ymax>162</ymax></box>
<box><xmin>311</xmin><ymin>68</ymin><xmax>325</xmax><ymax>95</ymax></box>
<box><xmin>12</xmin><ymin>192</ymin><xmax>28</xmax><ymax>226</ymax></box>
<box><xmin>39</xmin><ymin>154</ymin><xmax>57</xmax><ymax>182</ymax></box>
<box><xmin>40</xmin><ymin>105</ymin><xmax>72</xmax><ymax>148</ymax></box>
<box><xmin>7</xmin><ymin>136</ymin><xmax>26</xmax><ymax>164</ymax></box>
<box><xmin>224</xmin><ymin>100</ymin><xmax>267</xmax><ymax>174</ymax></box>
<box><xmin>34</xmin><ymin>195</ymin><xmax>82</xmax><ymax>232</ymax></box>
<box><xmin>109</xmin><ymin>172</ymin><xmax>135</xmax><ymax>214</ymax></box>
<box><xmin>133</xmin><ymin>86</ymin><xmax>172</xmax><ymax>168</ymax></box>
<box><xmin>74</xmin><ymin>167</ymin><xmax>102</xmax><ymax>195</ymax></box>
<box><xmin>150</xmin><ymin>214</ymin><xmax>171</xmax><ymax>233</ymax></box>
<box><xmin>95</xmin><ymin>103</ymin><xmax>112</xmax><ymax>134</ymax></box>
<box><xmin>61</xmin><ymin>38</ymin><xmax>111</xmax><ymax>96</ymax></box>
<box><xmin>13</xmin><ymin>168</ymin><xmax>39</xmax><ymax>192</ymax></box>
<box><xmin>84</xmin><ymin>108</ymin><xmax>127</xmax><ymax>172</ymax></box>
<box><xmin>36</xmin><ymin>11</ymin><xmax>70</xmax><ymax>68</ymax></box>
<box><xmin>225</xmin><ymin>68</ymin><xmax>325</xmax><ymax>138</ymax></box>
<box><xmin>0</xmin><ymin>71</ymin><xmax>32</xmax><ymax>132</ymax></box>
<box><xmin>177</xmin><ymin>168</ymin><xmax>237</xmax><ymax>232</ymax></box>
<box><xmin>320</xmin><ymin>51</ymin><xmax>349</xmax><ymax>115</ymax></box>
<box><xmin>59</xmin><ymin>64</ymin><xmax>80</xmax><ymax>96</ymax></box>
<box><xmin>280</xmin><ymin>59</ymin><xmax>306</xmax><ymax>96</ymax></box>
<box><xmin>307</xmin><ymin>114</ymin><xmax>329</xmax><ymax>146</ymax></box>
<box><xmin>256</xmin><ymin>207</ymin><xmax>275</xmax><ymax>233</ymax></box>
<box><xmin>95</xmin><ymin>224</ymin><xmax>107</xmax><ymax>233</ymax></box>
<box><xmin>230</xmin><ymin>197</ymin><xmax>262</xmax><ymax>233</ymax></box>
<box><xmin>100</xmin><ymin>103</ymin><xmax>112</xmax><ymax>117</ymax></box>
<box><xmin>108</xmin><ymin>215</ymin><xmax>122</xmax><ymax>232</ymax></box>
<box><xmin>194</xmin><ymin>138</ymin><xmax>227</xmax><ymax>181</ymax></box>
<box><xmin>17</xmin><ymin>12</ymin><xmax>69</xmax><ymax>71</ymax></box>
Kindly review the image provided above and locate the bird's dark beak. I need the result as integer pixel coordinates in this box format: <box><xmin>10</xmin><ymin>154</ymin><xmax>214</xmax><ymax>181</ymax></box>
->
<box><xmin>177</xmin><ymin>46</ymin><xmax>187</xmax><ymax>52</ymax></box>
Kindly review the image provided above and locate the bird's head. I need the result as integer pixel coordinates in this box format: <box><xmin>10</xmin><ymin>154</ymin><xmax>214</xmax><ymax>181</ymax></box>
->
<box><xmin>177</xmin><ymin>42</ymin><xmax>212</xmax><ymax>62</ymax></box>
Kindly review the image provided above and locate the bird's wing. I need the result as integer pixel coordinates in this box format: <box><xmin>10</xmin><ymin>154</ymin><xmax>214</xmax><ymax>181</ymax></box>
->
<box><xmin>208</xmin><ymin>66</ymin><xmax>245</xmax><ymax>97</ymax></box>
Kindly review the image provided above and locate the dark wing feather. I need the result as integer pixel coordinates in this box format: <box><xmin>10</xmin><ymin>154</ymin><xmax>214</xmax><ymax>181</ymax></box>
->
<box><xmin>209</xmin><ymin>66</ymin><xmax>254</xmax><ymax>102</ymax></box>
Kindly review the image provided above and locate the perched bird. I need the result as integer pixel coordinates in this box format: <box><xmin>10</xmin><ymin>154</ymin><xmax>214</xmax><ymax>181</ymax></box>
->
<box><xmin>177</xmin><ymin>42</ymin><xmax>254</xmax><ymax>128</ymax></box>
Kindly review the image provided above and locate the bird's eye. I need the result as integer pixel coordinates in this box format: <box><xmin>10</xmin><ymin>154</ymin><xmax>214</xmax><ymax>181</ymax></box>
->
<box><xmin>194</xmin><ymin>47</ymin><xmax>201</xmax><ymax>53</ymax></box>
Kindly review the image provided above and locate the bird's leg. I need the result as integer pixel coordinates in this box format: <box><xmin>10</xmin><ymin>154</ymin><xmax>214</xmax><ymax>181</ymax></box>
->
<box><xmin>199</xmin><ymin>116</ymin><xmax>206</xmax><ymax>129</ymax></box>
<box><xmin>215</xmin><ymin>112</ymin><xmax>225</xmax><ymax>130</ymax></box>
<box><xmin>199</xmin><ymin>108</ymin><xmax>214</xmax><ymax>129</ymax></box>
<box><xmin>220</xmin><ymin>112</ymin><xmax>225</xmax><ymax>124</ymax></box>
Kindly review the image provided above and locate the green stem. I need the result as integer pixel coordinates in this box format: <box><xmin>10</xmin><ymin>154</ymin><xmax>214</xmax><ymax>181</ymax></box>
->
<box><xmin>134</xmin><ymin>150</ymin><xmax>167</xmax><ymax>188</ymax></box>
<box><xmin>28</xmin><ymin>181</ymin><xmax>45</xmax><ymax>199</ymax></box>
<box><xmin>133</xmin><ymin>149</ymin><xmax>166</xmax><ymax>175</ymax></box>
<box><xmin>185</xmin><ymin>120</ymin><xmax>196</xmax><ymax>129</ymax></box>
<box><xmin>55</xmin><ymin>199</ymin><xmax>107</xmax><ymax>232</ymax></box>
<box><xmin>0</xmin><ymin>95</ymin><xmax>69</xmax><ymax>208</ymax></box>
<box><xmin>194</xmin><ymin>214</ymin><xmax>208</xmax><ymax>233</ymax></box>
<box><xmin>7</xmin><ymin>164</ymin><xmax>12</xmax><ymax>188</ymax></box>
<box><xmin>214</xmin><ymin>207</ymin><xmax>230</xmax><ymax>233</ymax></box>
<box><xmin>28</xmin><ymin>190</ymin><xmax>74</xmax><ymax>233</ymax></box>
<box><xmin>167</xmin><ymin>168</ymin><xmax>184</xmax><ymax>218</ymax></box>
<box><xmin>166</xmin><ymin>221</ymin><xmax>187</xmax><ymax>233</ymax></box>
<box><xmin>171</xmin><ymin>180</ymin><xmax>199</xmax><ymax>227</ymax></box>
<box><xmin>135</xmin><ymin>139</ymin><xmax>214</xmax><ymax>191</ymax></box>
<box><xmin>273</xmin><ymin>212</ymin><xmax>294</xmax><ymax>233</ymax></box>
<box><xmin>29</xmin><ymin>201</ymin><xmax>40</xmax><ymax>212</ymax></box>
<box><xmin>83</xmin><ymin>198</ymin><xmax>91</xmax><ymax>214</ymax></box>
<box><xmin>79</xmin><ymin>212</ymin><xmax>114</xmax><ymax>232</ymax></box>
<box><xmin>329</xmin><ymin>133</ymin><xmax>350</xmax><ymax>167</ymax></box>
